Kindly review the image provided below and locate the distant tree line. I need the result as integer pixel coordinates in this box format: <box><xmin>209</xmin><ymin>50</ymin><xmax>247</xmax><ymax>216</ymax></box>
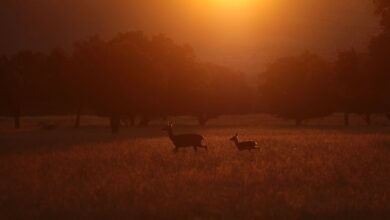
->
<box><xmin>0</xmin><ymin>0</ymin><xmax>389</xmax><ymax>132</ymax></box>
<box><xmin>258</xmin><ymin>0</ymin><xmax>390</xmax><ymax>125</ymax></box>
<box><xmin>0</xmin><ymin>32</ymin><xmax>253</xmax><ymax>132</ymax></box>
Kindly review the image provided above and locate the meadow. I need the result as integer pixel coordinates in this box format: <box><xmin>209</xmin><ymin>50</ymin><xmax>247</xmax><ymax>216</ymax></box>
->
<box><xmin>0</xmin><ymin>115</ymin><xmax>389</xmax><ymax>219</ymax></box>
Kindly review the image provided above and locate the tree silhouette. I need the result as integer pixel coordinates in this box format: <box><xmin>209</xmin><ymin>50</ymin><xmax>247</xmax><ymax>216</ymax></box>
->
<box><xmin>335</xmin><ymin>50</ymin><xmax>384</xmax><ymax>125</ymax></box>
<box><xmin>373</xmin><ymin>0</ymin><xmax>390</xmax><ymax>29</ymax></box>
<box><xmin>258</xmin><ymin>52</ymin><xmax>335</xmax><ymax>125</ymax></box>
<box><xmin>70</xmin><ymin>32</ymin><xmax>210</xmax><ymax>132</ymax></box>
<box><xmin>334</xmin><ymin>49</ymin><xmax>362</xmax><ymax>125</ymax></box>
<box><xmin>72</xmin><ymin>35</ymin><xmax>110</xmax><ymax>129</ymax></box>
<box><xmin>6</xmin><ymin>28</ymin><xmax>390</xmax><ymax>131</ymax></box>
<box><xmin>369</xmin><ymin>0</ymin><xmax>390</xmax><ymax>121</ymax></box>
<box><xmin>1</xmin><ymin>51</ymin><xmax>47</xmax><ymax>128</ymax></box>
<box><xmin>104</xmin><ymin>32</ymin><xmax>157</xmax><ymax>131</ymax></box>
<box><xmin>0</xmin><ymin>56</ymin><xmax>22</xmax><ymax>128</ymax></box>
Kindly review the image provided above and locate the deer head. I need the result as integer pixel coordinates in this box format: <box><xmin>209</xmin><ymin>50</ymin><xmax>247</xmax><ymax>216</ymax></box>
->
<box><xmin>230</xmin><ymin>133</ymin><xmax>239</xmax><ymax>142</ymax></box>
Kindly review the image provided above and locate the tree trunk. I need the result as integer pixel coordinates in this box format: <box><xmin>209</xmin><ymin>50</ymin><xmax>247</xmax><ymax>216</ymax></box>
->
<box><xmin>344</xmin><ymin>112</ymin><xmax>350</xmax><ymax>126</ymax></box>
<box><xmin>295</xmin><ymin>119</ymin><xmax>302</xmax><ymax>126</ymax></box>
<box><xmin>14</xmin><ymin>114</ymin><xmax>20</xmax><ymax>129</ymax></box>
<box><xmin>110</xmin><ymin>114</ymin><xmax>121</xmax><ymax>134</ymax></box>
<box><xmin>365</xmin><ymin>113</ymin><xmax>371</xmax><ymax>125</ymax></box>
<box><xmin>13</xmin><ymin>107</ymin><xmax>20</xmax><ymax>129</ymax></box>
<box><xmin>74</xmin><ymin>105</ymin><xmax>82</xmax><ymax>129</ymax></box>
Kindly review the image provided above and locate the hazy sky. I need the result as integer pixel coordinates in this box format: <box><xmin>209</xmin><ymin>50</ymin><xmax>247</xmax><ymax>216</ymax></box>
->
<box><xmin>0</xmin><ymin>0</ymin><xmax>380</xmax><ymax>73</ymax></box>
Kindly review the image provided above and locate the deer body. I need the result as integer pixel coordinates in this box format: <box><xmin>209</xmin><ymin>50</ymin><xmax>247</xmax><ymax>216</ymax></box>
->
<box><xmin>39</xmin><ymin>121</ymin><xmax>57</xmax><ymax>130</ymax></box>
<box><xmin>163</xmin><ymin>123</ymin><xmax>207</xmax><ymax>152</ymax></box>
<box><xmin>230</xmin><ymin>134</ymin><xmax>259</xmax><ymax>151</ymax></box>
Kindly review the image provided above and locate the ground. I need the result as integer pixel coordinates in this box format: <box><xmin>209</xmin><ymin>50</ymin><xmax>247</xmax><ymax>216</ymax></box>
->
<box><xmin>0</xmin><ymin>115</ymin><xmax>389</xmax><ymax>219</ymax></box>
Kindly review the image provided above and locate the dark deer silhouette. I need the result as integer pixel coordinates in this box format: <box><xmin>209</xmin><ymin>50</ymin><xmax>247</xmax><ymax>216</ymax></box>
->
<box><xmin>163</xmin><ymin>122</ymin><xmax>207</xmax><ymax>153</ymax></box>
<box><xmin>230</xmin><ymin>133</ymin><xmax>259</xmax><ymax>151</ymax></box>
<box><xmin>38</xmin><ymin>121</ymin><xmax>57</xmax><ymax>130</ymax></box>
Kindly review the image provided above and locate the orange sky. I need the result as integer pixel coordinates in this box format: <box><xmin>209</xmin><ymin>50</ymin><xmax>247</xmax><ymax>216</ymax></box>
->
<box><xmin>0</xmin><ymin>0</ymin><xmax>380</xmax><ymax>73</ymax></box>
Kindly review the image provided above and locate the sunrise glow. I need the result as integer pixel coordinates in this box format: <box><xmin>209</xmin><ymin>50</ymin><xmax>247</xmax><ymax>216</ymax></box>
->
<box><xmin>212</xmin><ymin>0</ymin><xmax>257</xmax><ymax>8</ymax></box>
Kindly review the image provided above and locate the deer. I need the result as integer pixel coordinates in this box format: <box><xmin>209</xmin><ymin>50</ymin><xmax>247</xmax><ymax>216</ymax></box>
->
<box><xmin>38</xmin><ymin>121</ymin><xmax>57</xmax><ymax>130</ymax></box>
<box><xmin>162</xmin><ymin>122</ymin><xmax>207</xmax><ymax>153</ymax></box>
<box><xmin>230</xmin><ymin>133</ymin><xmax>260</xmax><ymax>152</ymax></box>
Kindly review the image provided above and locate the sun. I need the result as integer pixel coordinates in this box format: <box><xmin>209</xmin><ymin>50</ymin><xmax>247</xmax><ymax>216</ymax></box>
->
<box><xmin>213</xmin><ymin>0</ymin><xmax>257</xmax><ymax>9</ymax></box>
<box><xmin>187</xmin><ymin>0</ymin><xmax>274</xmax><ymax>40</ymax></box>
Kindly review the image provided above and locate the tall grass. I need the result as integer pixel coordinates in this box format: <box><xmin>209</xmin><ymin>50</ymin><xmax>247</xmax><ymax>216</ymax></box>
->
<box><xmin>0</xmin><ymin>115</ymin><xmax>389</xmax><ymax>219</ymax></box>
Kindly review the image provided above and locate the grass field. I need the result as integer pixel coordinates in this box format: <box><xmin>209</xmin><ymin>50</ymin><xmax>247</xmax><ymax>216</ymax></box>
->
<box><xmin>0</xmin><ymin>115</ymin><xmax>389</xmax><ymax>219</ymax></box>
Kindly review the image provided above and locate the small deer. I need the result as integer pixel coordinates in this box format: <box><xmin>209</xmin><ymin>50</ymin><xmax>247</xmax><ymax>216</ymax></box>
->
<box><xmin>162</xmin><ymin>122</ymin><xmax>207</xmax><ymax>153</ymax></box>
<box><xmin>230</xmin><ymin>133</ymin><xmax>260</xmax><ymax>152</ymax></box>
<box><xmin>38</xmin><ymin>121</ymin><xmax>57</xmax><ymax>130</ymax></box>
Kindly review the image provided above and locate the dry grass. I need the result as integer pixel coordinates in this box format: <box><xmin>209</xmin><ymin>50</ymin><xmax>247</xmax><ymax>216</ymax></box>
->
<box><xmin>0</xmin><ymin>115</ymin><xmax>389</xmax><ymax>219</ymax></box>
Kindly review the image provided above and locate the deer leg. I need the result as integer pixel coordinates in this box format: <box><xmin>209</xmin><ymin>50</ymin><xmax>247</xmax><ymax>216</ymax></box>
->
<box><xmin>199</xmin><ymin>144</ymin><xmax>207</xmax><ymax>150</ymax></box>
<box><xmin>193</xmin><ymin>146</ymin><xmax>198</xmax><ymax>152</ymax></box>
<box><xmin>200</xmin><ymin>139</ymin><xmax>207</xmax><ymax>151</ymax></box>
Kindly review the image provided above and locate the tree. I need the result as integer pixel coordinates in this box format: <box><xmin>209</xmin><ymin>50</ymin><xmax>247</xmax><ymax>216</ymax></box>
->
<box><xmin>258</xmin><ymin>52</ymin><xmax>335</xmax><ymax>125</ymax></box>
<box><xmin>0</xmin><ymin>31</ymin><xmax>254</xmax><ymax>132</ymax></box>
<box><xmin>370</xmin><ymin>0</ymin><xmax>390</xmax><ymax>120</ymax></box>
<box><xmin>373</xmin><ymin>0</ymin><xmax>390</xmax><ymax>29</ymax></box>
<box><xmin>0</xmin><ymin>51</ymin><xmax>47</xmax><ymax>128</ymax></box>
<box><xmin>0</xmin><ymin>56</ymin><xmax>21</xmax><ymax>128</ymax></box>
<box><xmin>72</xmin><ymin>36</ymin><xmax>107</xmax><ymax>129</ymax></box>
<box><xmin>104</xmin><ymin>32</ymin><xmax>156</xmax><ymax>131</ymax></box>
<box><xmin>149</xmin><ymin>34</ymin><xmax>200</xmax><ymax>118</ymax></box>
<box><xmin>335</xmin><ymin>49</ymin><xmax>384</xmax><ymax>125</ymax></box>
<box><xmin>334</xmin><ymin>49</ymin><xmax>359</xmax><ymax>125</ymax></box>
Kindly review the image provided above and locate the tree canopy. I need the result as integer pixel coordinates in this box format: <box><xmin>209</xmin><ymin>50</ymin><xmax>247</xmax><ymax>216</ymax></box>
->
<box><xmin>0</xmin><ymin>31</ymin><xmax>254</xmax><ymax>132</ymax></box>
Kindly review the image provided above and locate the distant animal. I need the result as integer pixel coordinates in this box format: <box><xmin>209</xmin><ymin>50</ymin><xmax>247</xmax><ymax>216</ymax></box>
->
<box><xmin>230</xmin><ymin>133</ymin><xmax>259</xmax><ymax>151</ymax></box>
<box><xmin>162</xmin><ymin>122</ymin><xmax>207</xmax><ymax>153</ymax></box>
<box><xmin>38</xmin><ymin>121</ymin><xmax>57</xmax><ymax>130</ymax></box>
